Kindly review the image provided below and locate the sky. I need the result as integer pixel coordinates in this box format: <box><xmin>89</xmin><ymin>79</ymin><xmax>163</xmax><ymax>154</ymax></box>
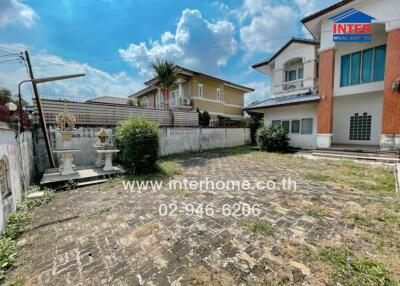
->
<box><xmin>0</xmin><ymin>0</ymin><xmax>339</xmax><ymax>106</ymax></box>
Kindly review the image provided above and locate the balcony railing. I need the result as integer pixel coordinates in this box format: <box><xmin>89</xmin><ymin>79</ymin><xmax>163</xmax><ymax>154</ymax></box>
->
<box><xmin>157</xmin><ymin>97</ymin><xmax>191</xmax><ymax>109</ymax></box>
<box><xmin>273</xmin><ymin>77</ymin><xmax>318</xmax><ymax>95</ymax></box>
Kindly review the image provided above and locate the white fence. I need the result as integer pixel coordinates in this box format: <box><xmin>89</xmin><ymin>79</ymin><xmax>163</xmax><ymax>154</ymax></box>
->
<box><xmin>160</xmin><ymin>127</ymin><xmax>250</xmax><ymax>156</ymax></box>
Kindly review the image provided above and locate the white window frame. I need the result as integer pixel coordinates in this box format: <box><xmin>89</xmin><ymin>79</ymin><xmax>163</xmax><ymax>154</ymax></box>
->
<box><xmin>198</xmin><ymin>83</ymin><xmax>204</xmax><ymax>98</ymax></box>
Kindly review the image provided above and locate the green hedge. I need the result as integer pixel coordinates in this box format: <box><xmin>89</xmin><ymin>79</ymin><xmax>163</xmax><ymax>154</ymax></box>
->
<box><xmin>114</xmin><ymin>116</ymin><xmax>159</xmax><ymax>174</ymax></box>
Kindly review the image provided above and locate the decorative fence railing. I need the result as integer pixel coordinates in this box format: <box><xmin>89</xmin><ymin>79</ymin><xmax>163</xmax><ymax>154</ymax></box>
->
<box><xmin>33</xmin><ymin>99</ymin><xmax>199</xmax><ymax>127</ymax></box>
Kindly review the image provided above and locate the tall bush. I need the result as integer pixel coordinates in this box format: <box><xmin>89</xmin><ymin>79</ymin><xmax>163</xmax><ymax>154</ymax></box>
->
<box><xmin>246</xmin><ymin>111</ymin><xmax>264</xmax><ymax>145</ymax></box>
<box><xmin>114</xmin><ymin>116</ymin><xmax>159</xmax><ymax>174</ymax></box>
<box><xmin>197</xmin><ymin>108</ymin><xmax>210</xmax><ymax>127</ymax></box>
<box><xmin>257</xmin><ymin>125</ymin><xmax>289</xmax><ymax>152</ymax></box>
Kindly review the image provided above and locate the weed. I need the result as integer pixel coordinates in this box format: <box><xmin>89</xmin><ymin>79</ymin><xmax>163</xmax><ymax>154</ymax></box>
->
<box><xmin>306</xmin><ymin>209</ymin><xmax>321</xmax><ymax>218</ymax></box>
<box><xmin>249</xmin><ymin>220</ymin><xmax>275</xmax><ymax>236</ymax></box>
<box><xmin>0</xmin><ymin>238</ymin><xmax>18</xmax><ymax>280</ymax></box>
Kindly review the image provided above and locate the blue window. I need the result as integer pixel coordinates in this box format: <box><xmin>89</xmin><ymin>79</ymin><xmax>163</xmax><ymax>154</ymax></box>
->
<box><xmin>350</xmin><ymin>51</ymin><xmax>361</xmax><ymax>85</ymax></box>
<box><xmin>340</xmin><ymin>45</ymin><xmax>386</xmax><ymax>87</ymax></box>
<box><xmin>361</xmin><ymin>48</ymin><xmax>373</xmax><ymax>83</ymax></box>
<box><xmin>373</xmin><ymin>45</ymin><xmax>386</xmax><ymax>81</ymax></box>
<box><xmin>340</xmin><ymin>55</ymin><xmax>351</xmax><ymax>87</ymax></box>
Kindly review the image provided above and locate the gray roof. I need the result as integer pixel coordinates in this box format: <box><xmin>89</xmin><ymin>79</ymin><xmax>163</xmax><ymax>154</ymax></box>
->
<box><xmin>245</xmin><ymin>93</ymin><xmax>320</xmax><ymax>110</ymax></box>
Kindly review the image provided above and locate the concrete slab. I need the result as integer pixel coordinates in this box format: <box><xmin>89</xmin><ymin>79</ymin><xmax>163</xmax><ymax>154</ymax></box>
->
<box><xmin>40</xmin><ymin>165</ymin><xmax>125</xmax><ymax>185</ymax></box>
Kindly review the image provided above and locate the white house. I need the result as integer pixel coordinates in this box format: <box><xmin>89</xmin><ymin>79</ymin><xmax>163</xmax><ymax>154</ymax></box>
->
<box><xmin>246</xmin><ymin>0</ymin><xmax>400</xmax><ymax>151</ymax></box>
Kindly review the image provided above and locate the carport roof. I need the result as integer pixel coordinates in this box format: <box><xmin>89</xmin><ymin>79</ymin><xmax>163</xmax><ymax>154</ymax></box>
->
<box><xmin>244</xmin><ymin>93</ymin><xmax>320</xmax><ymax>111</ymax></box>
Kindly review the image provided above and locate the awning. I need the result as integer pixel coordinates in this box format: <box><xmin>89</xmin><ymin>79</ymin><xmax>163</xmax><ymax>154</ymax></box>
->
<box><xmin>245</xmin><ymin>93</ymin><xmax>320</xmax><ymax>111</ymax></box>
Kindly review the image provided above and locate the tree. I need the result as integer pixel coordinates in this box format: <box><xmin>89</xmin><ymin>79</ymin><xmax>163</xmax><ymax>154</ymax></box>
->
<box><xmin>151</xmin><ymin>59</ymin><xmax>178</xmax><ymax>110</ymax></box>
<box><xmin>0</xmin><ymin>88</ymin><xmax>12</xmax><ymax>106</ymax></box>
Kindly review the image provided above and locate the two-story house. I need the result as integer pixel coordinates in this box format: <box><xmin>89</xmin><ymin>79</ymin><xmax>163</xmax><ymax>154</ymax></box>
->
<box><xmin>129</xmin><ymin>66</ymin><xmax>254</xmax><ymax>125</ymax></box>
<box><xmin>246</xmin><ymin>0</ymin><xmax>400</xmax><ymax>151</ymax></box>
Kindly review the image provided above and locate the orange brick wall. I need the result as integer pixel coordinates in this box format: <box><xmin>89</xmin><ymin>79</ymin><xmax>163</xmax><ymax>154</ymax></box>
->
<box><xmin>382</xmin><ymin>28</ymin><xmax>400</xmax><ymax>134</ymax></box>
<box><xmin>317</xmin><ymin>49</ymin><xmax>335</xmax><ymax>133</ymax></box>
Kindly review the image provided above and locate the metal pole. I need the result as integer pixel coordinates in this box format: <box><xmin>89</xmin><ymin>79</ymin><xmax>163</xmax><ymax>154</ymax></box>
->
<box><xmin>24</xmin><ymin>50</ymin><xmax>55</xmax><ymax>168</ymax></box>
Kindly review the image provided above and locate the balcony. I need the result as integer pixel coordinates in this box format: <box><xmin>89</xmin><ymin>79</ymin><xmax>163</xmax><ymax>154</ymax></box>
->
<box><xmin>273</xmin><ymin>77</ymin><xmax>318</xmax><ymax>96</ymax></box>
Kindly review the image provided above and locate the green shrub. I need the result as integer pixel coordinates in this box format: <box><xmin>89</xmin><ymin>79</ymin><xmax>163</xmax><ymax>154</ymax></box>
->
<box><xmin>0</xmin><ymin>238</ymin><xmax>18</xmax><ymax>280</ymax></box>
<box><xmin>114</xmin><ymin>116</ymin><xmax>160</xmax><ymax>174</ymax></box>
<box><xmin>256</xmin><ymin>125</ymin><xmax>289</xmax><ymax>152</ymax></box>
<box><xmin>197</xmin><ymin>108</ymin><xmax>210</xmax><ymax>127</ymax></box>
<box><xmin>4</xmin><ymin>211</ymin><xmax>31</xmax><ymax>240</ymax></box>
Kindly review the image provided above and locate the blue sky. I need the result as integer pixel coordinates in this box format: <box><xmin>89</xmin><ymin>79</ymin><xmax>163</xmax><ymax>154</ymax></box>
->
<box><xmin>0</xmin><ymin>0</ymin><xmax>338</xmax><ymax>105</ymax></box>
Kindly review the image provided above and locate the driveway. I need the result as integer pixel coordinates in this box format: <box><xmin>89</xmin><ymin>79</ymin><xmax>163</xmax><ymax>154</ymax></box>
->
<box><xmin>8</xmin><ymin>148</ymin><xmax>399</xmax><ymax>285</ymax></box>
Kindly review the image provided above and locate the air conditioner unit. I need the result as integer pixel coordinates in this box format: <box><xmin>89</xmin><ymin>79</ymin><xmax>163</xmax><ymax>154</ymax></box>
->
<box><xmin>179</xmin><ymin>97</ymin><xmax>191</xmax><ymax>105</ymax></box>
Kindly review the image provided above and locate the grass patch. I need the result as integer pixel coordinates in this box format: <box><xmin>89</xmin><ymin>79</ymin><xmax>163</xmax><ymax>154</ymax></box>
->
<box><xmin>306</xmin><ymin>209</ymin><xmax>321</xmax><ymax>218</ymax></box>
<box><xmin>305</xmin><ymin>173</ymin><xmax>330</xmax><ymax>182</ymax></box>
<box><xmin>161</xmin><ymin>145</ymin><xmax>255</xmax><ymax>161</ymax></box>
<box><xmin>127</xmin><ymin>161</ymin><xmax>182</xmax><ymax>182</ymax></box>
<box><xmin>248</xmin><ymin>220</ymin><xmax>275</xmax><ymax>236</ymax></box>
<box><xmin>346</xmin><ymin>212</ymin><xmax>372</xmax><ymax>226</ymax></box>
<box><xmin>318</xmin><ymin>246</ymin><xmax>393</xmax><ymax>286</ymax></box>
<box><xmin>303</xmin><ymin>159</ymin><xmax>395</xmax><ymax>193</ymax></box>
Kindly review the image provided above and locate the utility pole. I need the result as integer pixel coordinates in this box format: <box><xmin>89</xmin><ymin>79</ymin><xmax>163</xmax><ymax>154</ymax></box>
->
<box><xmin>24</xmin><ymin>50</ymin><xmax>55</xmax><ymax>168</ymax></box>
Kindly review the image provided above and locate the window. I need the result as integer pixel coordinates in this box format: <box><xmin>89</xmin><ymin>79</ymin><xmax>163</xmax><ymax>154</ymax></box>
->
<box><xmin>340</xmin><ymin>45</ymin><xmax>386</xmax><ymax>87</ymax></box>
<box><xmin>301</xmin><ymin>118</ymin><xmax>313</xmax><ymax>134</ymax></box>
<box><xmin>286</xmin><ymin>70</ymin><xmax>297</xmax><ymax>82</ymax></box>
<box><xmin>349</xmin><ymin>113</ymin><xmax>371</xmax><ymax>141</ymax></box>
<box><xmin>198</xmin><ymin>84</ymin><xmax>204</xmax><ymax>97</ymax></box>
<box><xmin>216</xmin><ymin>88</ymin><xmax>221</xmax><ymax>101</ymax></box>
<box><xmin>298</xmin><ymin>68</ymin><xmax>304</xmax><ymax>80</ymax></box>
<box><xmin>141</xmin><ymin>96</ymin><xmax>149</xmax><ymax>107</ymax></box>
<box><xmin>281</xmin><ymin>121</ymin><xmax>290</xmax><ymax>133</ymax></box>
<box><xmin>271</xmin><ymin>120</ymin><xmax>281</xmax><ymax>127</ymax></box>
<box><xmin>291</xmin><ymin>120</ymin><xmax>300</xmax><ymax>134</ymax></box>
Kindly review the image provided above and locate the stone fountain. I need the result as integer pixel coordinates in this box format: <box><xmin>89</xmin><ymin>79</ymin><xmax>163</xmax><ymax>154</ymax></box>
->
<box><xmin>52</xmin><ymin>103</ymin><xmax>80</xmax><ymax>176</ymax></box>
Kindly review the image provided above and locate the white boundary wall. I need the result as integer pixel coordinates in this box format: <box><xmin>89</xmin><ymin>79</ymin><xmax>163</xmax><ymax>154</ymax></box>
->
<box><xmin>0</xmin><ymin>124</ymin><xmax>35</xmax><ymax>232</ymax></box>
<box><xmin>160</xmin><ymin>127</ymin><xmax>250</xmax><ymax>156</ymax></box>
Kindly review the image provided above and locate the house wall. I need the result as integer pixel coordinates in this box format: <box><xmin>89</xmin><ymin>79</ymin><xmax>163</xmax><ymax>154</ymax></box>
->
<box><xmin>137</xmin><ymin>91</ymin><xmax>156</xmax><ymax>108</ymax></box>
<box><xmin>263</xmin><ymin>103</ymin><xmax>318</xmax><ymax>149</ymax></box>
<box><xmin>0</xmin><ymin>124</ymin><xmax>35</xmax><ymax>233</ymax></box>
<box><xmin>332</xmin><ymin>92</ymin><xmax>383</xmax><ymax>146</ymax></box>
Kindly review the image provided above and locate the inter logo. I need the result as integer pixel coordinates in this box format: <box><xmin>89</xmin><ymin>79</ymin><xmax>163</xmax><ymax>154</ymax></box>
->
<box><xmin>329</xmin><ymin>8</ymin><xmax>375</xmax><ymax>42</ymax></box>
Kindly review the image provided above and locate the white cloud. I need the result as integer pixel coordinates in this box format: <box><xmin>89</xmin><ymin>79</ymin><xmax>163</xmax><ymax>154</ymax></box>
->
<box><xmin>239</xmin><ymin>0</ymin><xmax>299</xmax><ymax>54</ymax></box>
<box><xmin>0</xmin><ymin>0</ymin><xmax>38</xmax><ymax>28</ymax></box>
<box><xmin>244</xmin><ymin>80</ymin><xmax>270</xmax><ymax>106</ymax></box>
<box><xmin>0</xmin><ymin>43</ymin><xmax>143</xmax><ymax>104</ymax></box>
<box><xmin>119</xmin><ymin>9</ymin><xmax>237</xmax><ymax>77</ymax></box>
<box><xmin>294</xmin><ymin>0</ymin><xmax>339</xmax><ymax>18</ymax></box>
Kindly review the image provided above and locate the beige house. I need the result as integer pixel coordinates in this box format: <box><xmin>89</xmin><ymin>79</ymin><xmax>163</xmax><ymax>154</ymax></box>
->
<box><xmin>129</xmin><ymin>66</ymin><xmax>254</xmax><ymax>124</ymax></box>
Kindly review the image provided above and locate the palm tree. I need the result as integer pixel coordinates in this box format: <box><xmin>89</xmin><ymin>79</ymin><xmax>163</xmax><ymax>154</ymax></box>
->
<box><xmin>151</xmin><ymin>59</ymin><xmax>178</xmax><ymax>110</ymax></box>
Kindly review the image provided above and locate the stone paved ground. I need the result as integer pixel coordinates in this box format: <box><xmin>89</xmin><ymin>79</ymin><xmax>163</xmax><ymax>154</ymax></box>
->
<box><xmin>6</xmin><ymin>148</ymin><xmax>400</xmax><ymax>285</ymax></box>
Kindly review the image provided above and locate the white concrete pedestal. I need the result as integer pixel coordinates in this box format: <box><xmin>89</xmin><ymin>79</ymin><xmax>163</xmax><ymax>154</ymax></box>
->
<box><xmin>96</xmin><ymin>150</ymin><xmax>119</xmax><ymax>171</ymax></box>
<box><xmin>93</xmin><ymin>143</ymin><xmax>106</xmax><ymax>167</ymax></box>
<box><xmin>53</xmin><ymin>149</ymin><xmax>81</xmax><ymax>176</ymax></box>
